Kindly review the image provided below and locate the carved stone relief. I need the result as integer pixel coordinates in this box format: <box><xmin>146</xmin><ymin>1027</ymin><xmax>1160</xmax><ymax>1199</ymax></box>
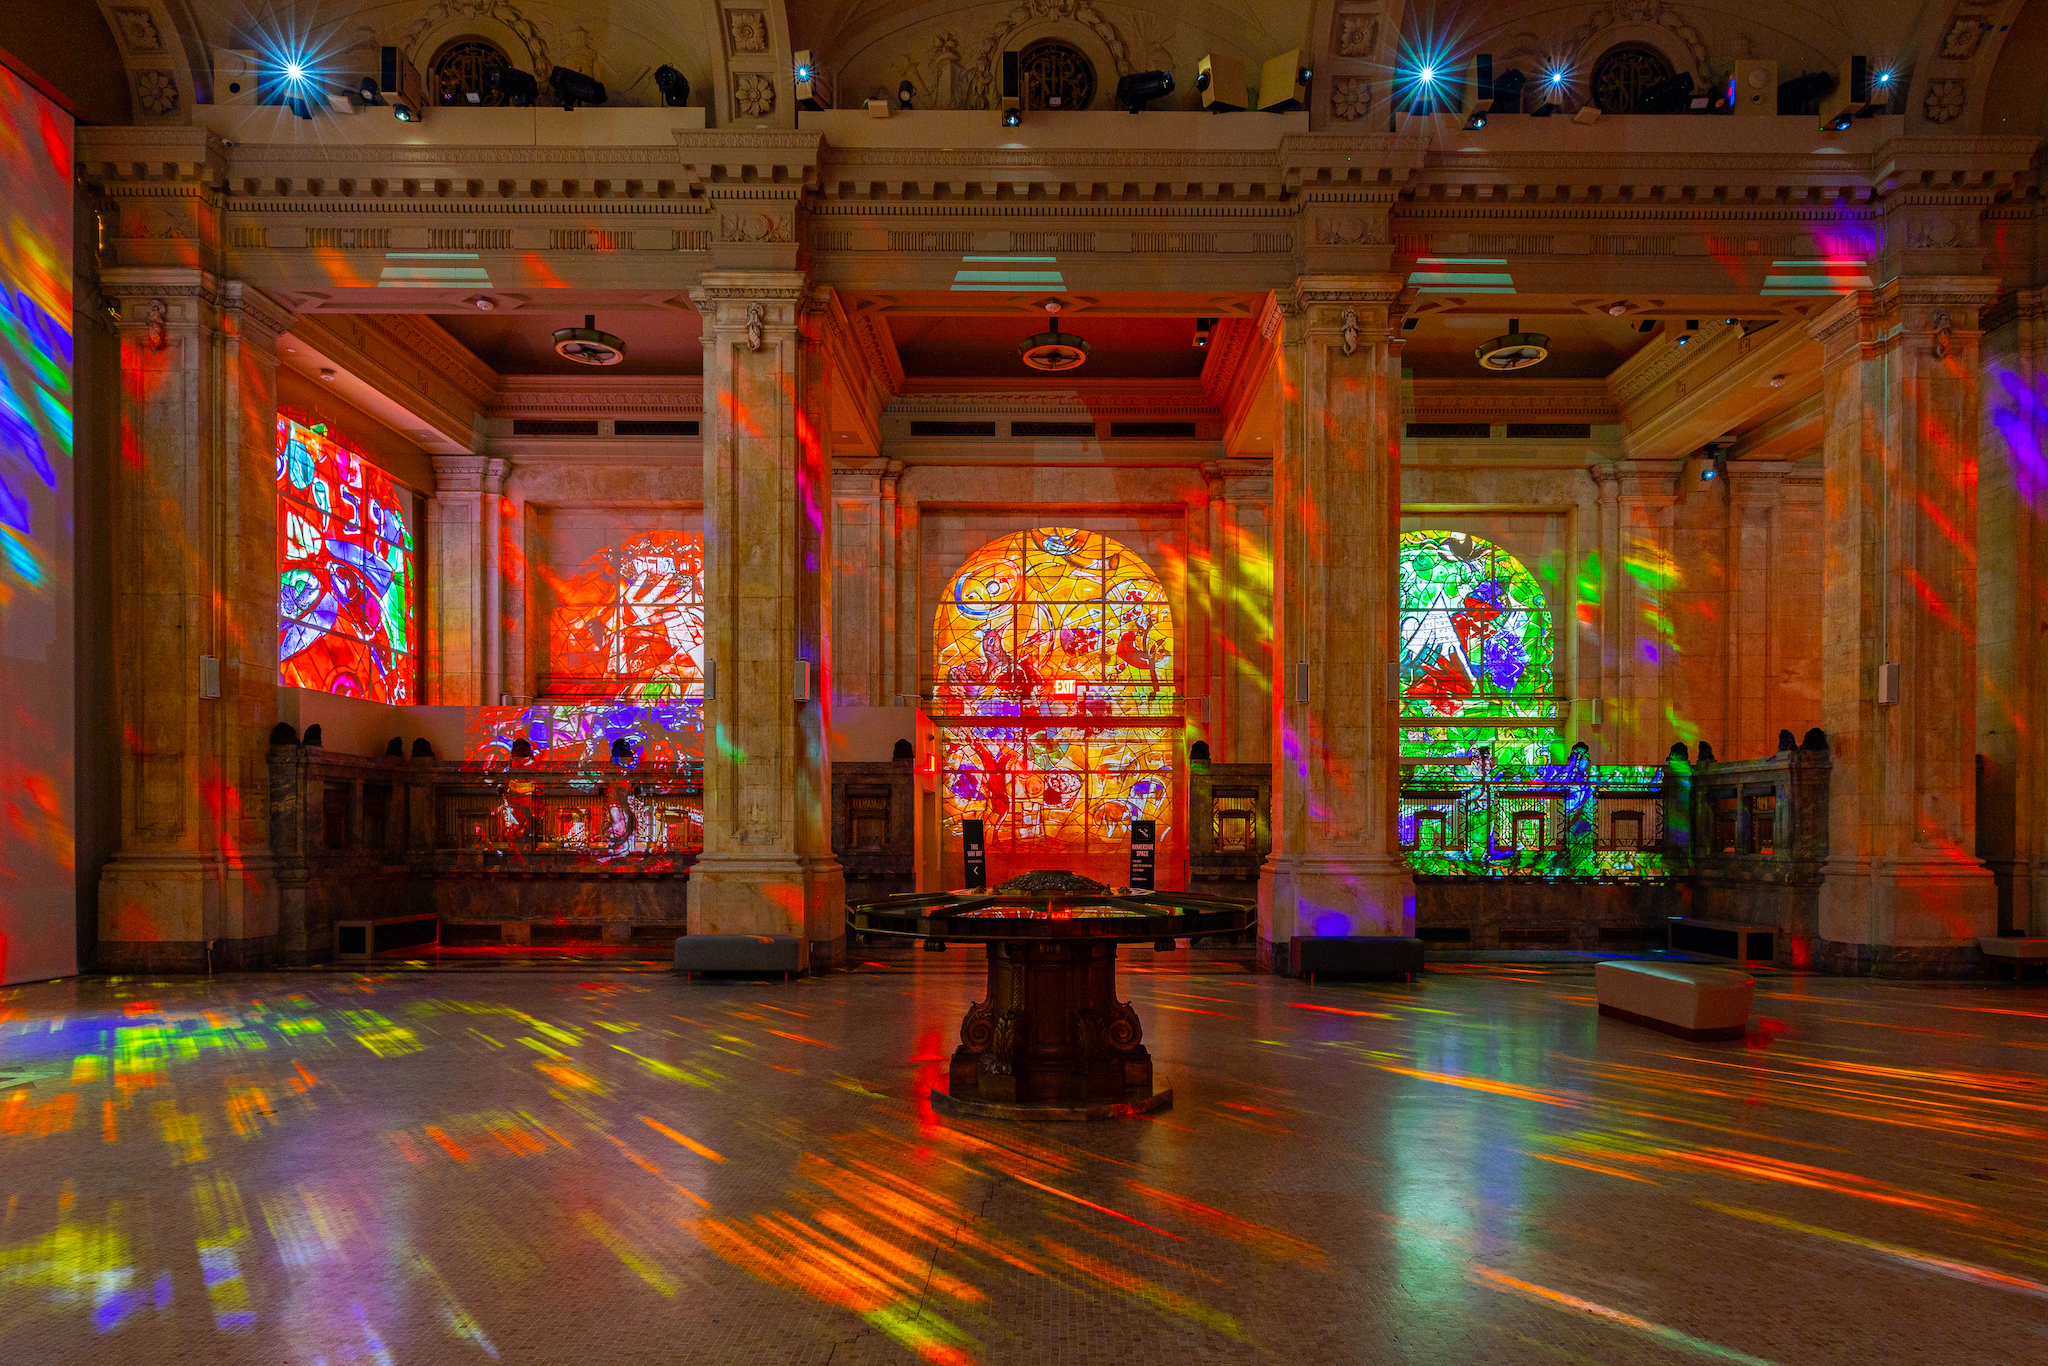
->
<box><xmin>402</xmin><ymin>1</ymin><xmax>551</xmax><ymax>84</ymax></box>
<box><xmin>110</xmin><ymin>6</ymin><xmax>164</xmax><ymax>53</ymax></box>
<box><xmin>732</xmin><ymin>71</ymin><xmax>777</xmax><ymax>117</ymax></box>
<box><xmin>964</xmin><ymin>0</ymin><xmax>1133</xmax><ymax>109</ymax></box>
<box><xmin>1316</xmin><ymin>212</ymin><xmax>1388</xmax><ymax>246</ymax></box>
<box><xmin>1329</xmin><ymin>77</ymin><xmax>1370</xmax><ymax>120</ymax></box>
<box><xmin>134</xmin><ymin>69</ymin><xmax>178</xmax><ymax>115</ymax></box>
<box><xmin>726</xmin><ymin>9</ymin><xmax>770</xmax><ymax>56</ymax></box>
<box><xmin>1335</xmin><ymin>9</ymin><xmax>1377</xmax><ymax>58</ymax></box>
<box><xmin>1924</xmin><ymin>78</ymin><xmax>1966</xmax><ymax>122</ymax></box>
<box><xmin>720</xmin><ymin>209</ymin><xmax>791</xmax><ymax>243</ymax></box>
<box><xmin>1940</xmin><ymin>17</ymin><xmax>1985</xmax><ymax>61</ymax></box>
<box><xmin>1567</xmin><ymin>1</ymin><xmax>1708</xmax><ymax>76</ymax></box>
<box><xmin>1907</xmin><ymin>216</ymin><xmax>1963</xmax><ymax>250</ymax></box>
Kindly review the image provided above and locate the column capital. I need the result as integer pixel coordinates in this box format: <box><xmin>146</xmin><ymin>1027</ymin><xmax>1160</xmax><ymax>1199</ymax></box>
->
<box><xmin>430</xmin><ymin>454</ymin><xmax>490</xmax><ymax>493</ymax></box>
<box><xmin>222</xmin><ymin>282</ymin><xmax>294</xmax><ymax>348</ymax></box>
<box><xmin>1808</xmin><ymin>276</ymin><xmax>2003</xmax><ymax>368</ymax></box>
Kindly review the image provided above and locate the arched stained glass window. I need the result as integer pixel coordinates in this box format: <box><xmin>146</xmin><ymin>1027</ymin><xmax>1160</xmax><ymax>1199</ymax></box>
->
<box><xmin>1398</xmin><ymin>530</ymin><xmax>1560</xmax><ymax>764</ymax></box>
<box><xmin>934</xmin><ymin>527</ymin><xmax>1179</xmax><ymax>888</ymax></box>
<box><xmin>936</xmin><ymin>526</ymin><xmax>1173</xmax><ymax>716</ymax></box>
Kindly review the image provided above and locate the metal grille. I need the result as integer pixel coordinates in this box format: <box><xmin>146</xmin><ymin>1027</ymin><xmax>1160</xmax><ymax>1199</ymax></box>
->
<box><xmin>1108</xmin><ymin>422</ymin><xmax>1197</xmax><ymax>438</ymax></box>
<box><xmin>1591</xmin><ymin>44</ymin><xmax>1673</xmax><ymax>115</ymax></box>
<box><xmin>431</xmin><ymin>37</ymin><xmax>510</xmax><ymax>107</ymax></box>
<box><xmin>614</xmin><ymin>420</ymin><xmax>699</xmax><ymax>437</ymax></box>
<box><xmin>1019</xmin><ymin>40</ymin><xmax>1095</xmax><ymax>111</ymax></box>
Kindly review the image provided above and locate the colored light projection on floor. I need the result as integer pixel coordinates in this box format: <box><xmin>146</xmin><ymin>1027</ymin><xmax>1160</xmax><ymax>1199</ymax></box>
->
<box><xmin>0</xmin><ymin>63</ymin><xmax>77</xmax><ymax>984</ymax></box>
<box><xmin>1398</xmin><ymin>530</ymin><xmax>1560</xmax><ymax>765</ymax></box>
<box><xmin>935</xmin><ymin>527</ymin><xmax>1179</xmax><ymax>887</ymax></box>
<box><xmin>276</xmin><ymin>417</ymin><xmax>416</xmax><ymax>703</ymax></box>
<box><xmin>6</xmin><ymin>966</ymin><xmax>2048</xmax><ymax>1363</ymax></box>
<box><xmin>545</xmin><ymin>531</ymin><xmax>704</xmax><ymax>700</ymax></box>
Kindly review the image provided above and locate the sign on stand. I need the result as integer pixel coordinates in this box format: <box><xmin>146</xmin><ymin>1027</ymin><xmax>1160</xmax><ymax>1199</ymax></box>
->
<box><xmin>1129</xmin><ymin>819</ymin><xmax>1155</xmax><ymax>890</ymax></box>
<box><xmin>962</xmin><ymin>819</ymin><xmax>986</xmax><ymax>889</ymax></box>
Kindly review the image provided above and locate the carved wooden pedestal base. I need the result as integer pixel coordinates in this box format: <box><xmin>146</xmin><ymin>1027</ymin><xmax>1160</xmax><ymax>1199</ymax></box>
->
<box><xmin>938</xmin><ymin>939</ymin><xmax>1163</xmax><ymax>1118</ymax></box>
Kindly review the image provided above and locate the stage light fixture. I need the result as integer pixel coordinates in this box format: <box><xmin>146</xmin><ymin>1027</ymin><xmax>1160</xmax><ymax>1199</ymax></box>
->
<box><xmin>1818</xmin><ymin>56</ymin><xmax>1874</xmax><ymax>131</ymax></box>
<box><xmin>393</xmin><ymin>103</ymin><xmax>418</xmax><ymax>121</ymax></box>
<box><xmin>1197</xmin><ymin>54</ymin><xmax>1247</xmax><ymax>111</ymax></box>
<box><xmin>484</xmin><ymin>62</ymin><xmax>539</xmax><ymax>106</ymax></box>
<box><xmin>1395</xmin><ymin>55</ymin><xmax>1451</xmax><ymax>115</ymax></box>
<box><xmin>378</xmin><ymin>45</ymin><xmax>426</xmax><ymax>122</ymax></box>
<box><xmin>795</xmin><ymin>49</ymin><xmax>821</xmax><ymax>110</ymax></box>
<box><xmin>549</xmin><ymin>66</ymin><xmax>607</xmax><ymax>110</ymax></box>
<box><xmin>1116</xmin><ymin>69</ymin><xmax>1174</xmax><ymax>112</ymax></box>
<box><xmin>358</xmin><ymin>76</ymin><xmax>381</xmax><ymax>105</ymax></box>
<box><xmin>1464</xmin><ymin>110</ymin><xmax>1487</xmax><ymax>130</ymax></box>
<box><xmin>1257</xmin><ymin>49</ymin><xmax>1310</xmax><ymax>111</ymax></box>
<box><xmin>1637</xmin><ymin>71</ymin><xmax>1694</xmax><ymax>113</ymax></box>
<box><xmin>999</xmin><ymin>50</ymin><xmax>1023</xmax><ymax>124</ymax></box>
<box><xmin>1490</xmin><ymin>68</ymin><xmax>1526</xmax><ymax>112</ymax></box>
<box><xmin>897</xmin><ymin>79</ymin><xmax>914</xmax><ymax>109</ymax></box>
<box><xmin>654</xmin><ymin>65</ymin><xmax>690</xmax><ymax>106</ymax></box>
<box><xmin>1776</xmin><ymin>69</ymin><xmax>1835</xmax><ymax>115</ymax></box>
<box><xmin>1194</xmin><ymin>317</ymin><xmax>1216</xmax><ymax>348</ymax></box>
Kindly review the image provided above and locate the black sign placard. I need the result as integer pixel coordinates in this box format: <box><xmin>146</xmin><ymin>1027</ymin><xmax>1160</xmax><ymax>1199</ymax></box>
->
<box><xmin>1129</xmin><ymin>819</ymin><xmax>1155</xmax><ymax>890</ymax></box>
<box><xmin>962</xmin><ymin>818</ymin><xmax>986</xmax><ymax>888</ymax></box>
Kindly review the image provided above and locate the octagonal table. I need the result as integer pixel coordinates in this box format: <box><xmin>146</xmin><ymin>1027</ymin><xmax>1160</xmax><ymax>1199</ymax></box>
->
<box><xmin>849</xmin><ymin>871</ymin><xmax>1254</xmax><ymax>1120</ymax></box>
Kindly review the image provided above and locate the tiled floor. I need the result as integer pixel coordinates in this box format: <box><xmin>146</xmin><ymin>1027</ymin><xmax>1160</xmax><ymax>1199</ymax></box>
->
<box><xmin>2</xmin><ymin>950</ymin><xmax>2045</xmax><ymax>1365</ymax></box>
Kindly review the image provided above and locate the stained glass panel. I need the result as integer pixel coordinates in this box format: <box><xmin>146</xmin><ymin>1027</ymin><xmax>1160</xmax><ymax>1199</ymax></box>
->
<box><xmin>276</xmin><ymin>417</ymin><xmax>416</xmax><ymax>702</ymax></box>
<box><xmin>936</xmin><ymin>527</ymin><xmax>1179</xmax><ymax>887</ymax></box>
<box><xmin>936</xmin><ymin>526</ymin><xmax>1174</xmax><ymax>718</ymax></box>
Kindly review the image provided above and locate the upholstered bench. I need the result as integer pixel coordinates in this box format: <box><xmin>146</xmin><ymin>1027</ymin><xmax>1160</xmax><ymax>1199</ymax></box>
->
<box><xmin>674</xmin><ymin>934</ymin><xmax>809</xmax><ymax>980</ymax></box>
<box><xmin>1978</xmin><ymin>937</ymin><xmax>2048</xmax><ymax>982</ymax></box>
<box><xmin>1595</xmin><ymin>960</ymin><xmax>1754</xmax><ymax>1041</ymax></box>
<box><xmin>1292</xmin><ymin>935</ymin><xmax>1426</xmax><ymax>982</ymax></box>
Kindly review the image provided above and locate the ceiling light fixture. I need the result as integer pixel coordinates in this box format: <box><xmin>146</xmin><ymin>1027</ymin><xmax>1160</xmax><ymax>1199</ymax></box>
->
<box><xmin>1019</xmin><ymin>322</ymin><xmax>1090</xmax><ymax>371</ymax></box>
<box><xmin>1474</xmin><ymin>319</ymin><xmax>1550</xmax><ymax>371</ymax></box>
<box><xmin>554</xmin><ymin>314</ymin><xmax>627</xmax><ymax>366</ymax></box>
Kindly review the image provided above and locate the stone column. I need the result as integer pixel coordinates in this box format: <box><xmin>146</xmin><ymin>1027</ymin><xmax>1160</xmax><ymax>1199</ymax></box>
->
<box><xmin>1201</xmin><ymin>461</ymin><xmax>1227</xmax><ymax>761</ymax></box>
<box><xmin>688</xmin><ymin>272</ymin><xmax>845</xmax><ymax>967</ymax></box>
<box><xmin>1809</xmin><ymin>279</ymin><xmax>2000</xmax><ymax>975</ymax></box>
<box><xmin>1257</xmin><ymin>278</ymin><xmax>1414</xmax><ymax>972</ymax></box>
<box><xmin>96</xmin><ymin>274</ymin><xmax>291</xmax><ymax>970</ymax></box>
<box><xmin>1978</xmin><ymin>288</ymin><xmax>2048</xmax><ymax>936</ymax></box>
<box><xmin>1220</xmin><ymin>465</ymin><xmax>1272</xmax><ymax>765</ymax></box>
<box><xmin>879</xmin><ymin>459</ymin><xmax>904</xmax><ymax>702</ymax></box>
<box><xmin>427</xmin><ymin>455</ymin><xmax>488</xmax><ymax>705</ymax></box>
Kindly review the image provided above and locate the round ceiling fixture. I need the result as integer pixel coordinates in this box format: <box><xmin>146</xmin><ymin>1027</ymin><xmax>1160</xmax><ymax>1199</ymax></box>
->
<box><xmin>1475</xmin><ymin>318</ymin><xmax>1550</xmax><ymax>371</ymax></box>
<box><xmin>1018</xmin><ymin>323</ymin><xmax>1090</xmax><ymax>371</ymax></box>
<box><xmin>553</xmin><ymin>313</ymin><xmax>626</xmax><ymax>366</ymax></box>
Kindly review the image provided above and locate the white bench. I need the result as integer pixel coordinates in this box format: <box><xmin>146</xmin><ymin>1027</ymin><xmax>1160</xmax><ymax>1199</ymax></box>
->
<box><xmin>1596</xmin><ymin>961</ymin><xmax>1755</xmax><ymax>1042</ymax></box>
<box><xmin>1979</xmin><ymin>938</ymin><xmax>2048</xmax><ymax>983</ymax></box>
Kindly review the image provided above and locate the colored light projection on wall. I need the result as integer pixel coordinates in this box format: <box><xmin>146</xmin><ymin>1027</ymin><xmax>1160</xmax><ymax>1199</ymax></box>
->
<box><xmin>276</xmin><ymin>417</ymin><xmax>416</xmax><ymax>703</ymax></box>
<box><xmin>464</xmin><ymin>532</ymin><xmax>705</xmax><ymax>791</ymax></box>
<box><xmin>546</xmin><ymin>531</ymin><xmax>704</xmax><ymax>699</ymax></box>
<box><xmin>936</xmin><ymin>528</ymin><xmax>1179</xmax><ymax>888</ymax></box>
<box><xmin>1398</xmin><ymin>530</ymin><xmax>1562</xmax><ymax>766</ymax></box>
<box><xmin>0</xmin><ymin>64</ymin><xmax>77</xmax><ymax>984</ymax></box>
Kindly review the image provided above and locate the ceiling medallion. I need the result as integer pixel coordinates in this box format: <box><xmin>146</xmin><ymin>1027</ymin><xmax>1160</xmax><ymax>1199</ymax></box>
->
<box><xmin>553</xmin><ymin>314</ymin><xmax>627</xmax><ymax>366</ymax></box>
<box><xmin>1474</xmin><ymin>318</ymin><xmax>1549</xmax><ymax>371</ymax></box>
<box><xmin>1018</xmin><ymin>323</ymin><xmax>1090</xmax><ymax>371</ymax></box>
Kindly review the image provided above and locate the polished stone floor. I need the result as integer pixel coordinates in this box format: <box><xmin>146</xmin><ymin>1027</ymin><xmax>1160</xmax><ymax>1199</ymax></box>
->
<box><xmin>2</xmin><ymin>949</ymin><xmax>2046</xmax><ymax>1365</ymax></box>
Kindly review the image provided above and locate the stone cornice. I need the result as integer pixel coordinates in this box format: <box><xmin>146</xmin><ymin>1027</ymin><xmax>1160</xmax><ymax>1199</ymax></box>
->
<box><xmin>674</xmin><ymin>131</ymin><xmax>821</xmax><ymax>193</ymax></box>
<box><xmin>489</xmin><ymin>376</ymin><xmax>703</xmax><ymax>420</ymax></box>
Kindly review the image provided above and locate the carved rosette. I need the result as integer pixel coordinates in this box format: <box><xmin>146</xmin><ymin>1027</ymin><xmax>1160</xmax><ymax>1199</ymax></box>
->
<box><xmin>1106</xmin><ymin>999</ymin><xmax>1143</xmax><ymax>1051</ymax></box>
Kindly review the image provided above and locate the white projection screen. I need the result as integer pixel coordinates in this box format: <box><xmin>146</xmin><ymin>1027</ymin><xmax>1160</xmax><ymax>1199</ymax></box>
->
<box><xmin>0</xmin><ymin>54</ymin><xmax>76</xmax><ymax>983</ymax></box>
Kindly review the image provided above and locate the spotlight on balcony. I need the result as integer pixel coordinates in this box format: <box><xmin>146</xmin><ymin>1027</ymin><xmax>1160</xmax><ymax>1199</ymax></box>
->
<box><xmin>654</xmin><ymin>64</ymin><xmax>691</xmax><ymax>107</ymax></box>
<box><xmin>485</xmin><ymin>62</ymin><xmax>539</xmax><ymax>107</ymax></box>
<box><xmin>897</xmin><ymin>79</ymin><xmax>914</xmax><ymax>109</ymax></box>
<box><xmin>549</xmin><ymin>66</ymin><xmax>607</xmax><ymax>111</ymax></box>
<box><xmin>1116</xmin><ymin>69</ymin><xmax>1174</xmax><ymax>113</ymax></box>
